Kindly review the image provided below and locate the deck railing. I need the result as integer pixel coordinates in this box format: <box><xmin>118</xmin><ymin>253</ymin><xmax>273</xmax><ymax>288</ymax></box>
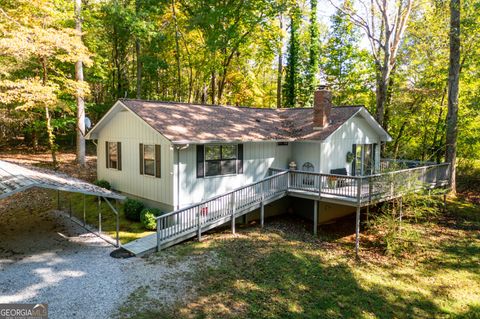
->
<box><xmin>380</xmin><ymin>158</ymin><xmax>437</xmax><ymax>171</ymax></box>
<box><xmin>155</xmin><ymin>163</ymin><xmax>450</xmax><ymax>250</ymax></box>
<box><xmin>155</xmin><ymin>171</ymin><xmax>289</xmax><ymax>247</ymax></box>
<box><xmin>360</xmin><ymin>163</ymin><xmax>450</xmax><ymax>202</ymax></box>
<box><xmin>278</xmin><ymin>162</ymin><xmax>450</xmax><ymax>204</ymax></box>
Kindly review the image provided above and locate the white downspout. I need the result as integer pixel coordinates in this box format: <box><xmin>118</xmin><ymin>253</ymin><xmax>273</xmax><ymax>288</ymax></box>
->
<box><xmin>175</xmin><ymin>144</ymin><xmax>189</xmax><ymax>210</ymax></box>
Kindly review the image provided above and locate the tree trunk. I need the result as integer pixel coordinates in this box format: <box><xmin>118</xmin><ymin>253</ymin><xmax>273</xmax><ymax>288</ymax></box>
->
<box><xmin>40</xmin><ymin>57</ymin><xmax>57</xmax><ymax>168</ymax></box>
<box><xmin>172</xmin><ymin>0</ymin><xmax>181</xmax><ymax>101</ymax></box>
<box><xmin>75</xmin><ymin>0</ymin><xmax>86</xmax><ymax>167</ymax></box>
<box><xmin>45</xmin><ymin>106</ymin><xmax>58</xmax><ymax>169</ymax></box>
<box><xmin>445</xmin><ymin>0</ymin><xmax>461</xmax><ymax>194</ymax></box>
<box><xmin>135</xmin><ymin>0</ymin><xmax>142</xmax><ymax>99</ymax></box>
<box><xmin>276</xmin><ymin>14</ymin><xmax>283</xmax><ymax>109</ymax></box>
<box><xmin>135</xmin><ymin>41</ymin><xmax>142</xmax><ymax>98</ymax></box>
<box><xmin>210</xmin><ymin>71</ymin><xmax>216</xmax><ymax>105</ymax></box>
<box><xmin>375</xmin><ymin>64</ymin><xmax>388</xmax><ymax>128</ymax></box>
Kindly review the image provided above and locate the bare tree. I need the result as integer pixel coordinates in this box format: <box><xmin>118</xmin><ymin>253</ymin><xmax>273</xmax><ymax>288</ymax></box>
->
<box><xmin>330</xmin><ymin>0</ymin><xmax>413</xmax><ymax>129</ymax></box>
<box><xmin>446</xmin><ymin>0</ymin><xmax>460</xmax><ymax>193</ymax></box>
<box><xmin>75</xmin><ymin>0</ymin><xmax>86</xmax><ymax>167</ymax></box>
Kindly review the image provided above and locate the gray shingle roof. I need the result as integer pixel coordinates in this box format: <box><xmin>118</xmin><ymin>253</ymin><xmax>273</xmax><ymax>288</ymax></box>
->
<box><xmin>119</xmin><ymin>99</ymin><xmax>362</xmax><ymax>143</ymax></box>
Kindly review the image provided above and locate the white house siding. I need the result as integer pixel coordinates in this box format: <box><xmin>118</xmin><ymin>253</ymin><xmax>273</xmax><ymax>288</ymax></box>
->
<box><xmin>320</xmin><ymin>115</ymin><xmax>381</xmax><ymax>175</ymax></box>
<box><xmin>96</xmin><ymin>109</ymin><xmax>175</xmax><ymax>210</ymax></box>
<box><xmin>290</xmin><ymin>142</ymin><xmax>322</xmax><ymax>172</ymax></box>
<box><xmin>176</xmin><ymin>142</ymin><xmax>292</xmax><ymax>207</ymax></box>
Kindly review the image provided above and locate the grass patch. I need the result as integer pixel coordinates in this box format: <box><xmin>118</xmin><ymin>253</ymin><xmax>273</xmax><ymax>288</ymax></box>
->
<box><xmin>56</xmin><ymin>191</ymin><xmax>153</xmax><ymax>244</ymax></box>
<box><xmin>119</xmin><ymin>197</ymin><xmax>480</xmax><ymax>319</ymax></box>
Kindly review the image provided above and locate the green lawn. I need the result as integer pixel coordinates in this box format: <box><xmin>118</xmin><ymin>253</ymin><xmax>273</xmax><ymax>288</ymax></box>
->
<box><xmin>117</xmin><ymin>197</ymin><xmax>480</xmax><ymax>319</ymax></box>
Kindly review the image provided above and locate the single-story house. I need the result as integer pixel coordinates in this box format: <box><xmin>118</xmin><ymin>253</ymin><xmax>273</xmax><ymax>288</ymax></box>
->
<box><xmin>86</xmin><ymin>87</ymin><xmax>392</xmax><ymax>213</ymax></box>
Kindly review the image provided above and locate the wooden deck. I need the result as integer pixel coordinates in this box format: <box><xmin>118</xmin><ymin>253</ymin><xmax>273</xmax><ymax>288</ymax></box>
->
<box><xmin>122</xmin><ymin>163</ymin><xmax>450</xmax><ymax>256</ymax></box>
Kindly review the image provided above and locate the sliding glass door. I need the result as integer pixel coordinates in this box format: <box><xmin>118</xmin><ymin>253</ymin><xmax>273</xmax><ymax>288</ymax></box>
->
<box><xmin>353</xmin><ymin>144</ymin><xmax>376</xmax><ymax>176</ymax></box>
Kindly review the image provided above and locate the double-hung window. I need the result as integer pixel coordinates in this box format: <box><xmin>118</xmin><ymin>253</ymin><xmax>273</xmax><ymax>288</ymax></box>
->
<box><xmin>143</xmin><ymin>145</ymin><xmax>155</xmax><ymax>176</ymax></box>
<box><xmin>106</xmin><ymin>141</ymin><xmax>122</xmax><ymax>170</ymax></box>
<box><xmin>139</xmin><ymin>143</ymin><xmax>161</xmax><ymax>178</ymax></box>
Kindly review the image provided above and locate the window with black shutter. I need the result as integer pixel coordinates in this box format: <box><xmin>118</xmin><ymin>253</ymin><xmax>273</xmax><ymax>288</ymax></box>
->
<box><xmin>140</xmin><ymin>143</ymin><xmax>161</xmax><ymax>178</ymax></box>
<box><xmin>237</xmin><ymin>144</ymin><xmax>244</xmax><ymax>174</ymax></box>
<box><xmin>197</xmin><ymin>145</ymin><xmax>205</xmax><ymax>178</ymax></box>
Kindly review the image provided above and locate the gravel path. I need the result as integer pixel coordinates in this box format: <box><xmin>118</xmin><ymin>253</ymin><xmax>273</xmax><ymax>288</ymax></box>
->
<box><xmin>0</xmin><ymin>194</ymin><xmax>198</xmax><ymax>319</ymax></box>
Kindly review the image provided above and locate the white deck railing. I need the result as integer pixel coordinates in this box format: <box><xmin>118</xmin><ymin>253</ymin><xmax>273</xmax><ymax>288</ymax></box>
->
<box><xmin>155</xmin><ymin>163</ymin><xmax>450</xmax><ymax>251</ymax></box>
<box><xmin>155</xmin><ymin>171</ymin><xmax>289</xmax><ymax>247</ymax></box>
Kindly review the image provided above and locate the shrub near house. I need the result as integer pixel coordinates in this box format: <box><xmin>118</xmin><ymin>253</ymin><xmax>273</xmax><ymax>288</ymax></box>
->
<box><xmin>124</xmin><ymin>198</ymin><xmax>144</xmax><ymax>221</ymax></box>
<box><xmin>140</xmin><ymin>208</ymin><xmax>163</xmax><ymax>230</ymax></box>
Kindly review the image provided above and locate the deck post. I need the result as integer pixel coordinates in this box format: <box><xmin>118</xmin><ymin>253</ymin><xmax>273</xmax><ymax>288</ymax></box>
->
<box><xmin>260</xmin><ymin>202</ymin><xmax>265</xmax><ymax>228</ymax></box>
<box><xmin>355</xmin><ymin>176</ymin><xmax>362</xmax><ymax>259</ymax></box>
<box><xmin>231</xmin><ymin>192</ymin><xmax>236</xmax><ymax>234</ymax></box>
<box><xmin>98</xmin><ymin>196</ymin><xmax>102</xmax><ymax>233</ymax></box>
<box><xmin>313</xmin><ymin>200</ymin><xmax>318</xmax><ymax>236</ymax></box>
<box><xmin>83</xmin><ymin>194</ymin><xmax>86</xmax><ymax>226</ymax></box>
<box><xmin>197</xmin><ymin>206</ymin><xmax>202</xmax><ymax>242</ymax></box>
<box><xmin>156</xmin><ymin>218</ymin><xmax>161</xmax><ymax>251</ymax></box>
<box><xmin>355</xmin><ymin>206</ymin><xmax>361</xmax><ymax>259</ymax></box>
<box><xmin>356</xmin><ymin>177</ymin><xmax>362</xmax><ymax>205</ymax></box>
<box><xmin>260</xmin><ymin>181</ymin><xmax>265</xmax><ymax>228</ymax></box>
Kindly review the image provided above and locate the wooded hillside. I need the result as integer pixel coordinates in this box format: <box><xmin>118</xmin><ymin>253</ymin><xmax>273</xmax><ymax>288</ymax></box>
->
<box><xmin>0</xmin><ymin>0</ymin><xmax>478</xmax><ymax>167</ymax></box>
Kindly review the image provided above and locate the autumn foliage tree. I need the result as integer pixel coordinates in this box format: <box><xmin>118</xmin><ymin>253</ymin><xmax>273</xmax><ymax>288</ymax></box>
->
<box><xmin>0</xmin><ymin>1</ymin><xmax>91</xmax><ymax>167</ymax></box>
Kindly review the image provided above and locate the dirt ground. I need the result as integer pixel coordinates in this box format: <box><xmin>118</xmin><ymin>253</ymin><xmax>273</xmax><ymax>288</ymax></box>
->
<box><xmin>0</xmin><ymin>150</ymin><xmax>97</xmax><ymax>182</ymax></box>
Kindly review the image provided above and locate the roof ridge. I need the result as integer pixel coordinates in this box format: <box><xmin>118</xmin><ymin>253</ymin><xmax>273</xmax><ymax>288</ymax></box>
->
<box><xmin>120</xmin><ymin>98</ymin><xmax>364</xmax><ymax>111</ymax></box>
<box><xmin>120</xmin><ymin>98</ymin><xmax>277</xmax><ymax>110</ymax></box>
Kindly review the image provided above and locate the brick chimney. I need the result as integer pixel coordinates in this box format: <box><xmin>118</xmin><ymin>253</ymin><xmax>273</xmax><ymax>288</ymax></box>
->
<box><xmin>313</xmin><ymin>85</ymin><xmax>332</xmax><ymax>130</ymax></box>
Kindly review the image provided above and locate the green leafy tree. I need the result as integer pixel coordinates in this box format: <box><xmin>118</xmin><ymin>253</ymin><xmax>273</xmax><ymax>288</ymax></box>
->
<box><xmin>283</xmin><ymin>4</ymin><xmax>301</xmax><ymax>108</ymax></box>
<box><xmin>0</xmin><ymin>0</ymin><xmax>91</xmax><ymax>167</ymax></box>
<box><xmin>305</xmin><ymin>0</ymin><xmax>320</xmax><ymax>105</ymax></box>
<box><xmin>321</xmin><ymin>0</ymin><xmax>374</xmax><ymax>106</ymax></box>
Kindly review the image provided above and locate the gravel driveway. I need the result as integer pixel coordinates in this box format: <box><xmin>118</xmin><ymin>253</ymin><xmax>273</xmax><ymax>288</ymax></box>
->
<box><xmin>0</xmin><ymin>195</ymin><xmax>195</xmax><ymax>319</ymax></box>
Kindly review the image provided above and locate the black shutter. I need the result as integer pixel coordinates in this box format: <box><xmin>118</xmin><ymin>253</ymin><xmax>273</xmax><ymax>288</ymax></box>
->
<box><xmin>351</xmin><ymin>144</ymin><xmax>357</xmax><ymax>176</ymax></box>
<box><xmin>155</xmin><ymin>144</ymin><xmax>161</xmax><ymax>178</ymax></box>
<box><xmin>105</xmin><ymin>141</ymin><xmax>109</xmax><ymax>168</ymax></box>
<box><xmin>197</xmin><ymin>144</ymin><xmax>204</xmax><ymax>178</ymax></box>
<box><xmin>117</xmin><ymin>142</ymin><xmax>122</xmax><ymax>171</ymax></box>
<box><xmin>237</xmin><ymin>144</ymin><xmax>244</xmax><ymax>174</ymax></box>
<box><xmin>139</xmin><ymin>143</ymin><xmax>144</xmax><ymax>175</ymax></box>
<box><xmin>372</xmin><ymin>143</ymin><xmax>377</xmax><ymax>173</ymax></box>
